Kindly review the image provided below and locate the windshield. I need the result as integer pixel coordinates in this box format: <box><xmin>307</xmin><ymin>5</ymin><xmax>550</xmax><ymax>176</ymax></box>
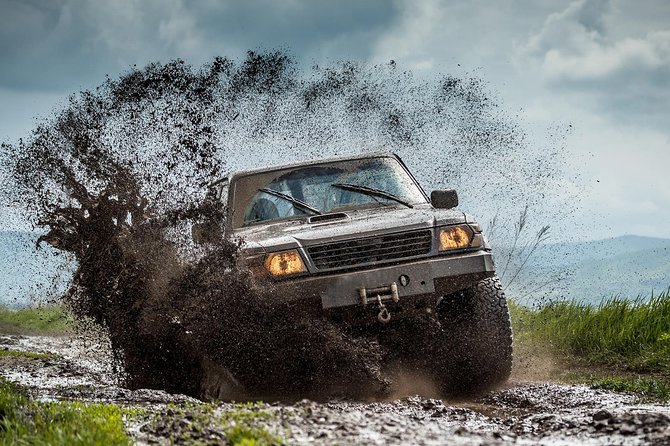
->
<box><xmin>232</xmin><ymin>156</ymin><xmax>427</xmax><ymax>228</ymax></box>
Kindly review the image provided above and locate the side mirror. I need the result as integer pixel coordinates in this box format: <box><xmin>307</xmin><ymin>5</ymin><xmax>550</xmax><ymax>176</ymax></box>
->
<box><xmin>431</xmin><ymin>189</ymin><xmax>459</xmax><ymax>209</ymax></box>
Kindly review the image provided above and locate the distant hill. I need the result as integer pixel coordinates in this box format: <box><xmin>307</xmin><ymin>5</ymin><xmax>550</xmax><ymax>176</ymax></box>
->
<box><xmin>0</xmin><ymin>230</ymin><xmax>75</xmax><ymax>308</ymax></box>
<box><xmin>503</xmin><ymin>235</ymin><xmax>670</xmax><ymax>306</ymax></box>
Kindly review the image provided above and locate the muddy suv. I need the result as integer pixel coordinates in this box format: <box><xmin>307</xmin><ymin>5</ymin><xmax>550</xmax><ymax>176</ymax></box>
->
<box><xmin>207</xmin><ymin>152</ymin><xmax>513</xmax><ymax>394</ymax></box>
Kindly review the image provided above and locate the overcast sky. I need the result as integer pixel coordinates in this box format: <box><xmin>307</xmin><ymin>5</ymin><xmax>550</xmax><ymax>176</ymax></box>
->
<box><xmin>1</xmin><ymin>0</ymin><xmax>668</xmax><ymax>240</ymax></box>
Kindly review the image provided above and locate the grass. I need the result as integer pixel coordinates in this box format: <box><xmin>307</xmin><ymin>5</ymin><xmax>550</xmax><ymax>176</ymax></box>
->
<box><xmin>0</xmin><ymin>304</ymin><xmax>72</xmax><ymax>335</ymax></box>
<box><xmin>0</xmin><ymin>378</ymin><xmax>280</xmax><ymax>445</ymax></box>
<box><xmin>222</xmin><ymin>403</ymin><xmax>280</xmax><ymax>446</ymax></box>
<box><xmin>510</xmin><ymin>289</ymin><xmax>670</xmax><ymax>400</ymax></box>
<box><xmin>510</xmin><ymin>289</ymin><xmax>670</xmax><ymax>372</ymax></box>
<box><xmin>569</xmin><ymin>374</ymin><xmax>670</xmax><ymax>402</ymax></box>
<box><xmin>0</xmin><ymin>350</ymin><xmax>57</xmax><ymax>360</ymax></box>
<box><xmin>151</xmin><ymin>401</ymin><xmax>281</xmax><ymax>445</ymax></box>
<box><xmin>225</xmin><ymin>424</ymin><xmax>280</xmax><ymax>446</ymax></box>
<box><xmin>0</xmin><ymin>378</ymin><xmax>131</xmax><ymax>445</ymax></box>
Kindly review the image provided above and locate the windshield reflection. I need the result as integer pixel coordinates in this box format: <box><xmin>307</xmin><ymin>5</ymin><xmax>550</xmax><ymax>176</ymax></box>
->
<box><xmin>241</xmin><ymin>157</ymin><xmax>426</xmax><ymax>226</ymax></box>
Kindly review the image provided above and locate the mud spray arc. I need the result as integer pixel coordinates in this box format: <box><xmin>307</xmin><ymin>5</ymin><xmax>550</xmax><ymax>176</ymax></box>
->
<box><xmin>0</xmin><ymin>51</ymin><xmax>567</xmax><ymax>400</ymax></box>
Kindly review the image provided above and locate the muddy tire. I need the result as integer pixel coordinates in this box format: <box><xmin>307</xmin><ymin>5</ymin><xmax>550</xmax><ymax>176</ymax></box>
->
<box><xmin>434</xmin><ymin>276</ymin><xmax>513</xmax><ymax>396</ymax></box>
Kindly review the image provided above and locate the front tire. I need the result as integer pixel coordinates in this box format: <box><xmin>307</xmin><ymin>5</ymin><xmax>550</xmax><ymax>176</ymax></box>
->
<box><xmin>434</xmin><ymin>276</ymin><xmax>513</xmax><ymax>396</ymax></box>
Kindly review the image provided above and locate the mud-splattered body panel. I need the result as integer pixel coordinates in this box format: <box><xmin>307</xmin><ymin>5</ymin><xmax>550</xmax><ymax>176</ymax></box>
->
<box><xmin>225</xmin><ymin>153</ymin><xmax>495</xmax><ymax>318</ymax></box>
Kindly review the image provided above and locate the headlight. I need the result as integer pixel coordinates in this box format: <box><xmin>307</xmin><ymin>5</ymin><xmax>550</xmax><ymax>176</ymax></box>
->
<box><xmin>438</xmin><ymin>225</ymin><xmax>473</xmax><ymax>251</ymax></box>
<box><xmin>264</xmin><ymin>249</ymin><xmax>307</xmax><ymax>277</ymax></box>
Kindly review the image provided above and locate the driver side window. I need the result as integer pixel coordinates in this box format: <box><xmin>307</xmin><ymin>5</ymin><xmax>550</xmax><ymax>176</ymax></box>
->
<box><xmin>243</xmin><ymin>182</ymin><xmax>308</xmax><ymax>225</ymax></box>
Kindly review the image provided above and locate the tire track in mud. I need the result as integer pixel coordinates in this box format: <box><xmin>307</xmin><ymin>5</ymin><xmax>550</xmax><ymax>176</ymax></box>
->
<box><xmin>2</xmin><ymin>335</ymin><xmax>669</xmax><ymax>445</ymax></box>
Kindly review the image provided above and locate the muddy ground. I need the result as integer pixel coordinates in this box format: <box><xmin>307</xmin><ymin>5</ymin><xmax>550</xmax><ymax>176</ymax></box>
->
<box><xmin>2</xmin><ymin>334</ymin><xmax>669</xmax><ymax>445</ymax></box>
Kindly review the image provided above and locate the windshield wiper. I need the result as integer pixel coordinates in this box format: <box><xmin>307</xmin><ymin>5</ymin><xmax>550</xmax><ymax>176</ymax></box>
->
<box><xmin>259</xmin><ymin>188</ymin><xmax>322</xmax><ymax>215</ymax></box>
<box><xmin>331</xmin><ymin>183</ymin><xmax>413</xmax><ymax>209</ymax></box>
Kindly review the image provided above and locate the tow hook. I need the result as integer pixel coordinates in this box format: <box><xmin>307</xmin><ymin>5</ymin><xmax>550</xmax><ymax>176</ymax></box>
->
<box><xmin>377</xmin><ymin>295</ymin><xmax>391</xmax><ymax>324</ymax></box>
<box><xmin>358</xmin><ymin>283</ymin><xmax>398</xmax><ymax>324</ymax></box>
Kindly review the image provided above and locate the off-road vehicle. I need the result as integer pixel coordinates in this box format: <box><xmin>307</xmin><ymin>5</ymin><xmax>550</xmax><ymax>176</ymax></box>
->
<box><xmin>204</xmin><ymin>152</ymin><xmax>513</xmax><ymax>394</ymax></box>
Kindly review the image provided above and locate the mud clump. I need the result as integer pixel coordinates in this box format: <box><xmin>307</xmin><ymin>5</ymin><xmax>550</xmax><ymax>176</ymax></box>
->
<box><xmin>0</xmin><ymin>51</ymin><xmax>567</xmax><ymax>400</ymax></box>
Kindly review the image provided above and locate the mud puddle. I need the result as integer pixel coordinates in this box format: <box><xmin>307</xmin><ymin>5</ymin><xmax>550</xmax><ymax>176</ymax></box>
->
<box><xmin>0</xmin><ymin>334</ymin><xmax>197</xmax><ymax>405</ymax></box>
<box><xmin>2</xmin><ymin>334</ymin><xmax>669</xmax><ymax>445</ymax></box>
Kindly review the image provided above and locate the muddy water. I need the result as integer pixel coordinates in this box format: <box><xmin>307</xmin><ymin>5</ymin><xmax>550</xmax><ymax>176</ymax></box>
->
<box><xmin>2</xmin><ymin>334</ymin><xmax>669</xmax><ymax>445</ymax></box>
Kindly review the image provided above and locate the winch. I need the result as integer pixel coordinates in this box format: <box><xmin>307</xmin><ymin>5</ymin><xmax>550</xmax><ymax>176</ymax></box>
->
<box><xmin>358</xmin><ymin>283</ymin><xmax>399</xmax><ymax>324</ymax></box>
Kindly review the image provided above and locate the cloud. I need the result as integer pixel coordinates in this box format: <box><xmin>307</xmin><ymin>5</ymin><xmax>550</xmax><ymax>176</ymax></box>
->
<box><xmin>371</xmin><ymin>0</ymin><xmax>545</xmax><ymax>73</ymax></box>
<box><xmin>570</xmin><ymin>119</ymin><xmax>670</xmax><ymax>238</ymax></box>
<box><xmin>518</xmin><ymin>0</ymin><xmax>670</xmax><ymax>131</ymax></box>
<box><xmin>371</xmin><ymin>0</ymin><xmax>445</xmax><ymax>70</ymax></box>
<box><xmin>542</xmin><ymin>31</ymin><xmax>669</xmax><ymax>80</ymax></box>
<box><xmin>523</xmin><ymin>0</ymin><xmax>669</xmax><ymax>83</ymax></box>
<box><xmin>0</xmin><ymin>0</ymin><xmax>178</xmax><ymax>90</ymax></box>
<box><xmin>0</xmin><ymin>0</ymin><xmax>397</xmax><ymax>91</ymax></box>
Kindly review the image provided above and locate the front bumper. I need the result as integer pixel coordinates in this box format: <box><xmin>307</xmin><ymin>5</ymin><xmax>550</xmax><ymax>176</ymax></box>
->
<box><xmin>269</xmin><ymin>249</ymin><xmax>495</xmax><ymax>310</ymax></box>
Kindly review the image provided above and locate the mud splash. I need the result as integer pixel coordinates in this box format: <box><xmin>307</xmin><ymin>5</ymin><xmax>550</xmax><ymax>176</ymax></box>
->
<box><xmin>0</xmin><ymin>52</ymin><xmax>569</xmax><ymax>400</ymax></box>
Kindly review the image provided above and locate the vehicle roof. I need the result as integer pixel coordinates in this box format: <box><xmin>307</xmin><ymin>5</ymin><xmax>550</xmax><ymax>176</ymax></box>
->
<box><xmin>226</xmin><ymin>151</ymin><xmax>398</xmax><ymax>183</ymax></box>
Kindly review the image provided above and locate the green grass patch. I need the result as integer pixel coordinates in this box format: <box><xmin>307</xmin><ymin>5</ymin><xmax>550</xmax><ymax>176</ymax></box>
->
<box><xmin>222</xmin><ymin>403</ymin><xmax>279</xmax><ymax>446</ymax></box>
<box><xmin>0</xmin><ymin>305</ymin><xmax>72</xmax><ymax>335</ymax></box>
<box><xmin>510</xmin><ymin>289</ymin><xmax>670</xmax><ymax>373</ymax></box>
<box><xmin>0</xmin><ymin>378</ymin><xmax>131</xmax><ymax>445</ymax></box>
<box><xmin>222</xmin><ymin>402</ymin><xmax>274</xmax><ymax>423</ymax></box>
<box><xmin>568</xmin><ymin>374</ymin><xmax>670</xmax><ymax>402</ymax></box>
<box><xmin>0</xmin><ymin>350</ymin><xmax>57</xmax><ymax>360</ymax></box>
<box><xmin>225</xmin><ymin>424</ymin><xmax>280</xmax><ymax>446</ymax></box>
<box><xmin>151</xmin><ymin>401</ymin><xmax>281</xmax><ymax>445</ymax></box>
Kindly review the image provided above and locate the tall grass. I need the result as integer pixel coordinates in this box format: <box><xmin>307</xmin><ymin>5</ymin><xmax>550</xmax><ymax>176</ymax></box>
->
<box><xmin>510</xmin><ymin>289</ymin><xmax>670</xmax><ymax>372</ymax></box>
<box><xmin>0</xmin><ymin>305</ymin><xmax>72</xmax><ymax>334</ymax></box>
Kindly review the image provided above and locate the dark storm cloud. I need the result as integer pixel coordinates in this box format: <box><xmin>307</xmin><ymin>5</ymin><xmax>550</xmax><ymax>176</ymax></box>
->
<box><xmin>195</xmin><ymin>0</ymin><xmax>395</xmax><ymax>57</ymax></box>
<box><xmin>1</xmin><ymin>0</ymin><xmax>115</xmax><ymax>90</ymax></box>
<box><xmin>0</xmin><ymin>0</ymin><xmax>396</xmax><ymax>91</ymax></box>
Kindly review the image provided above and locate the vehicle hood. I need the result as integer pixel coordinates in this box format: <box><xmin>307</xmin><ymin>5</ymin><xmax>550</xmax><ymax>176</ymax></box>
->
<box><xmin>233</xmin><ymin>205</ymin><xmax>467</xmax><ymax>252</ymax></box>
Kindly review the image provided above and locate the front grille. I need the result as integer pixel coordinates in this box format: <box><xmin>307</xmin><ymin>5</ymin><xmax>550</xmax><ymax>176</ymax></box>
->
<box><xmin>307</xmin><ymin>229</ymin><xmax>432</xmax><ymax>270</ymax></box>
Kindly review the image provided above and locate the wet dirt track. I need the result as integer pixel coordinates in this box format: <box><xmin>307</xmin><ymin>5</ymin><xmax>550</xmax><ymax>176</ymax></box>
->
<box><xmin>2</xmin><ymin>334</ymin><xmax>670</xmax><ymax>445</ymax></box>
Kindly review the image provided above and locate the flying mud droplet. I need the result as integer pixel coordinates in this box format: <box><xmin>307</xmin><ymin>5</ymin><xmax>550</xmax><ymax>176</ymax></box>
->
<box><xmin>0</xmin><ymin>51</ymin><xmax>573</xmax><ymax>399</ymax></box>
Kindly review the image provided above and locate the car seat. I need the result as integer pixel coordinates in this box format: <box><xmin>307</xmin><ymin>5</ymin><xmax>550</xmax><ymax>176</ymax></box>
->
<box><xmin>246</xmin><ymin>198</ymin><xmax>279</xmax><ymax>223</ymax></box>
